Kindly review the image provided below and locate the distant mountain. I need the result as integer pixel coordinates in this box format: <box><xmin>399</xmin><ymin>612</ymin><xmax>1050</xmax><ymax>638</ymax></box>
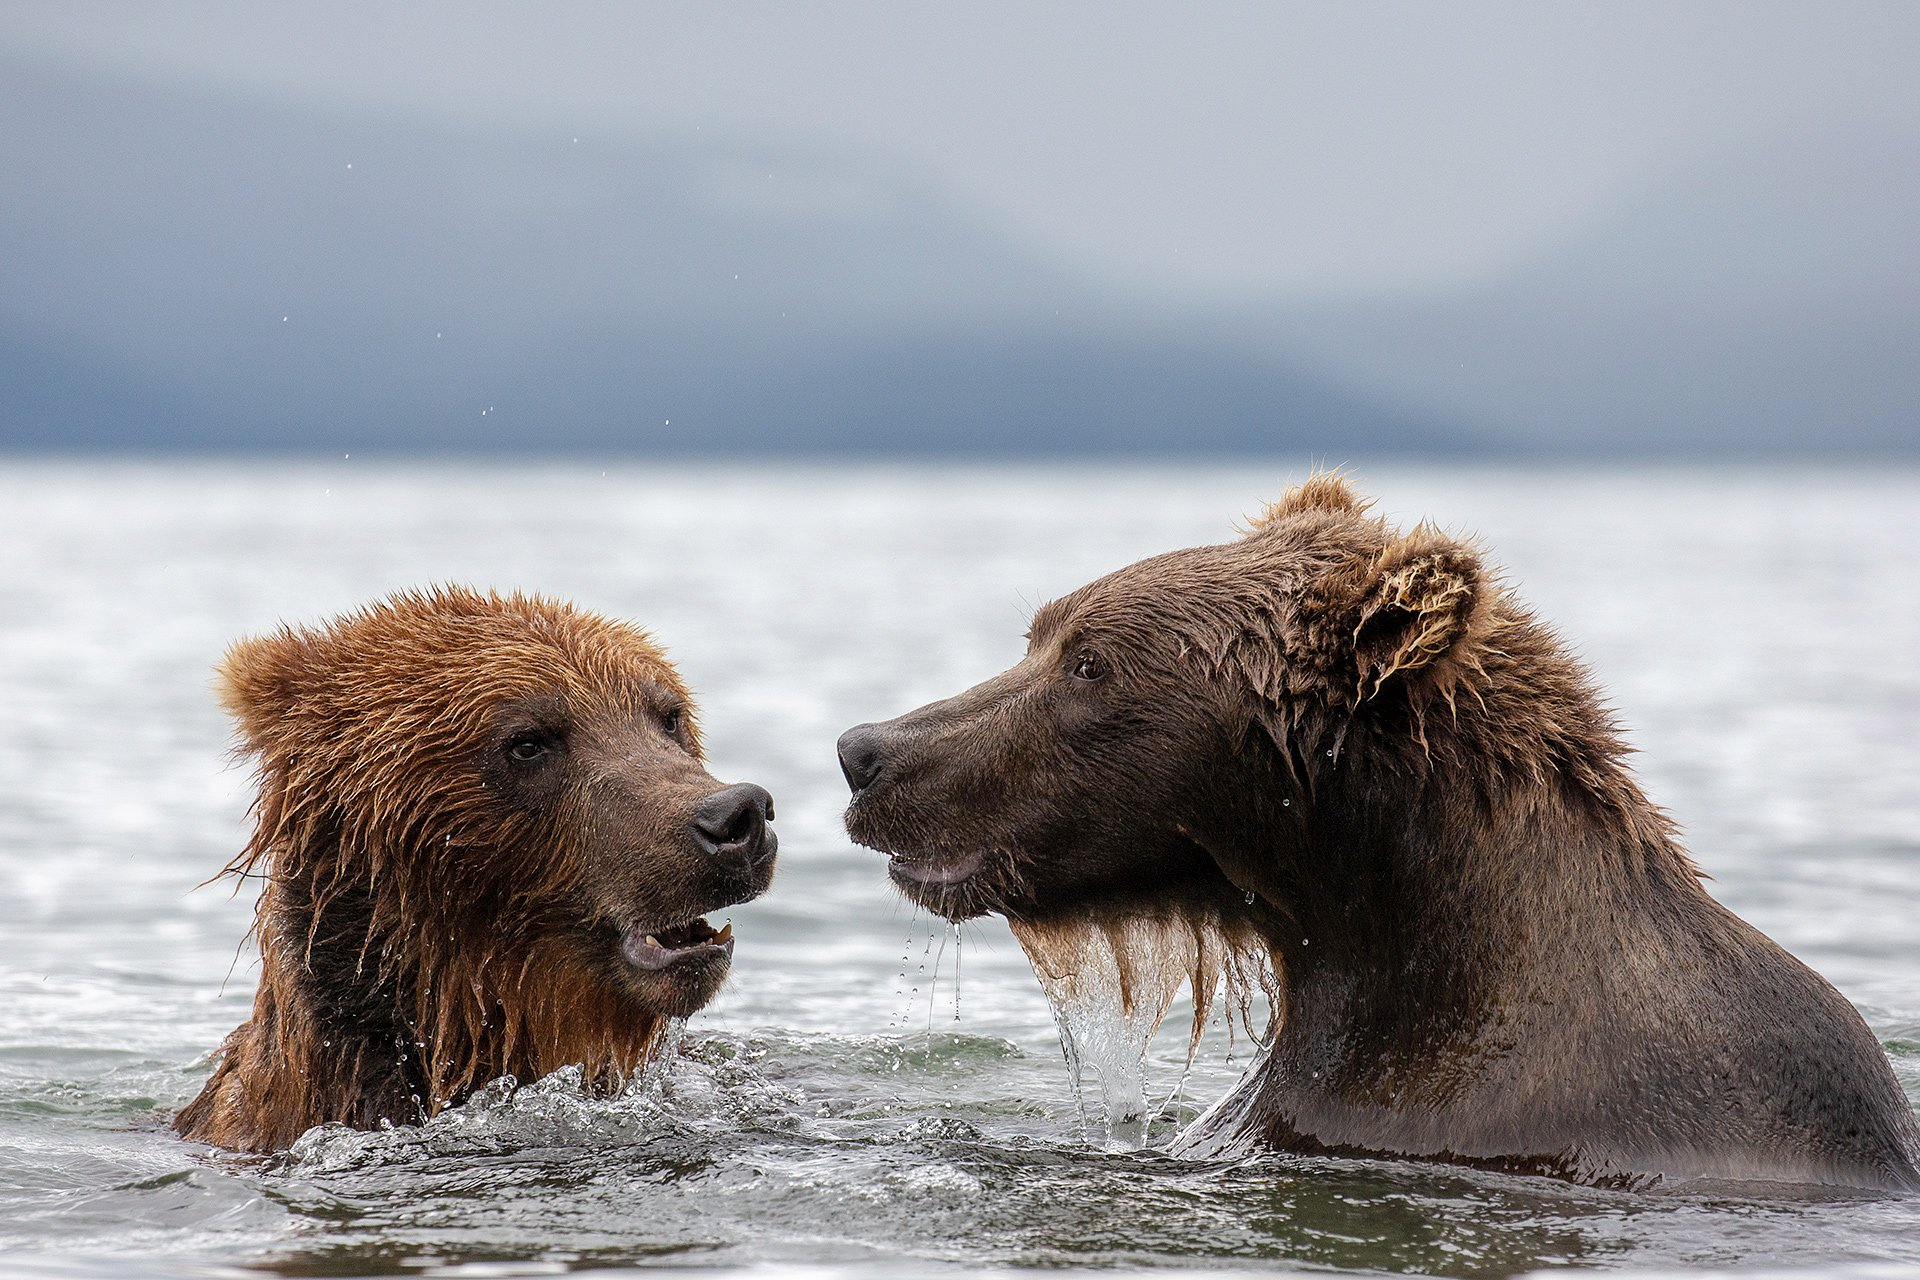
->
<box><xmin>10</xmin><ymin>54</ymin><xmax>1912</xmax><ymax>459</ymax></box>
<box><xmin>0</xmin><ymin>56</ymin><xmax>1462</xmax><ymax>456</ymax></box>
<box><xmin>1259</xmin><ymin>126</ymin><xmax>1920</xmax><ymax>455</ymax></box>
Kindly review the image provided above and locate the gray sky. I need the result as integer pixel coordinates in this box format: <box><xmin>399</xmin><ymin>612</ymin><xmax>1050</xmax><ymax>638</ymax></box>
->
<box><xmin>7</xmin><ymin>0</ymin><xmax>1918</xmax><ymax>300</ymax></box>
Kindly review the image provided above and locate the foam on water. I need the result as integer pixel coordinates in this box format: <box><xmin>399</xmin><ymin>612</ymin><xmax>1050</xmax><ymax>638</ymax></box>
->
<box><xmin>277</xmin><ymin>1021</ymin><xmax>695</xmax><ymax>1177</ymax></box>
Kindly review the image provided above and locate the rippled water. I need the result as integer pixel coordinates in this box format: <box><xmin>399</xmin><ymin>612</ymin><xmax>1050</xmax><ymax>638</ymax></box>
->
<box><xmin>2</xmin><ymin>460</ymin><xmax>1918</xmax><ymax>1279</ymax></box>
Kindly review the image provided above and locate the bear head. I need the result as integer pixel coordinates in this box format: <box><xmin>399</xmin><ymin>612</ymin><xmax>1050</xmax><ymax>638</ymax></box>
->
<box><xmin>220</xmin><ymin>586</ymin><xmax>777</xmax><ymax>1024</ymax></box>
<box><xmin>837</xmin><ymin>474</ymin><xmax>1496</xmax><ymax>923</ymax></box>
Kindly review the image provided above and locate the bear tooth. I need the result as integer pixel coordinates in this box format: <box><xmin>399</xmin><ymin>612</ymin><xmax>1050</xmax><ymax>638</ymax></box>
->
<box><xmin>715</xmin><ymin>922</ymin><xmax>734</xmax><ymax>943</ymax></box>
<box><xmin>645</xmin><ymin>934</ymin><xmax>660</xmax><ymax>947</ymax></box>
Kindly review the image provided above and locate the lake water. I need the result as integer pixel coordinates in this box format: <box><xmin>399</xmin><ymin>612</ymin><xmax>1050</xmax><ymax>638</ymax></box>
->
<box><xmin>2</xmin><ymin>459</ymin><xmax>1918</xmax><ymax>1280</ymax></box>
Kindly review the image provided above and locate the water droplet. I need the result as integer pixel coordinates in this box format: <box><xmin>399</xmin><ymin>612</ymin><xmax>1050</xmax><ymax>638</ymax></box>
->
<box><xmin>1282</xmin><ymin>797</ymin><xmax>1291</xmax><ymax>807</ymax></box>
<box><xmin>1243</xmin><ymin>891</ymin><xmax>1256</xmax><ymax>905</ymax></box>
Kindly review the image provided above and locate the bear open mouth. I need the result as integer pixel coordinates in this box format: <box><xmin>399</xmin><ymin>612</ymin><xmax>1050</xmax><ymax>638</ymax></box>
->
<box><xmin>620</xmin><ymin>917</ymin><xmax>735</xmax><ymax>971</ymax></box>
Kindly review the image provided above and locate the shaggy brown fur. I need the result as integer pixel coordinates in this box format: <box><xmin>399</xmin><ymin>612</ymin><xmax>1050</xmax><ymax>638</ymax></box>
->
<box><xmin>839</xmin><ymin>476</ymin><xmax>1920</xmax><ymax>1189</ymax></box>
<box><xmin>176</xmin><ymin>587</ymin><xmax>776</xmax><ymax>1153</ymax></box>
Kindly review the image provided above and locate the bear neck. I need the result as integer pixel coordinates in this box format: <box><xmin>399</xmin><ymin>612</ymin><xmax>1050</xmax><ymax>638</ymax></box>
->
<box><xmin>205</xmin><ymin>834</ymin><xmax>667</xmax><ymax>1150</ymax></box>
<box><xmin>1222</xmin><ymin>679</ymin><xmax>1715</xmax><ymax>1161</ymax></box>
<box><xmin>1278</xmin><ymin>750</ymin><xmax>1698</xmax><ymax>1034</ymax></box>
<box><xmin>259</xmin><ymin>867</ymin><xmax>437</xmax><ymax>1128</ymax></box>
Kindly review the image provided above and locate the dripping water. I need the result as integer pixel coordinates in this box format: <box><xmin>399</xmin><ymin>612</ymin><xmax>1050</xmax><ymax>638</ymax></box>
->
<box><xmin>1007</xmin><ymin>915</ymin><xmax>1274</xmax><ymax>1151</ymax></box>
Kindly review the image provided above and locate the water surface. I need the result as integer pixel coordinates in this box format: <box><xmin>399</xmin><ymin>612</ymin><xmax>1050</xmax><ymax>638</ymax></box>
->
<box><xmin>2</xmin><ymin>461</ymin><xmax>1917</xmax><ymax>1278</ymax></box>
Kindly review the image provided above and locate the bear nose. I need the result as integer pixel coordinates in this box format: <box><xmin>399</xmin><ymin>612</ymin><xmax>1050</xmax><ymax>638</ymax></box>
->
<box><xmin>690</xmin><ymin>783</ymin><xmax>775</xmax><ymax>863</ymax></box>
<box><xmin>836</xmin><ymin>724</ymin><xmax>888</xmax><ymax>795</ymax></box>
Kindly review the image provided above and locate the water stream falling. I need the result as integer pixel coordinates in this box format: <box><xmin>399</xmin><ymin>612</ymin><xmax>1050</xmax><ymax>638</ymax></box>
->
<box><xmin>1008</xmin><ymin>915</ymin><xmax>1275</xmax><ymax>1149</ymax></box>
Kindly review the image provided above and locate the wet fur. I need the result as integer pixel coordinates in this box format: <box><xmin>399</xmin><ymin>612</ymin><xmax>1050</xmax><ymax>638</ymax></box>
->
<box><xmin>1008</xmin><ymin>914</ymin><xmax>1275</xmax><ymax>1062</ymax></box>
<box><xmin>845</xmin><ymin>475</ymin><xmax>1920</xmax><ymax>1189</ymax></box>
<box><xmin>176</xmin><ymin>587</ymin><xmax>755</xmax><ymax>1153</ymax></box>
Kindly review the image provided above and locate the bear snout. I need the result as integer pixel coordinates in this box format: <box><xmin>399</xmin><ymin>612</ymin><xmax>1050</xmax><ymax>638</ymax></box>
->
<box><xmin>836</xmin><ymin>724</ymin><xmax>889</xmax><ymax>795</ymax></box>
<box><xmin>689</xmin><ymin>782</ymin><xmax>778</xmax><ymax>872</ymax></box>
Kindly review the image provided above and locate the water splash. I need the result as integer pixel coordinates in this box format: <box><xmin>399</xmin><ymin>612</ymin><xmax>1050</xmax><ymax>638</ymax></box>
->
<box><xmin>1009</xmin><ymin>915</ymin><xmax>1275</xmax><ymax>1150</ymax></box>
<box><xmin>275</xmin><ymin>1018</ymin><xmax>695</xmax><ymax>1174</ymax></box>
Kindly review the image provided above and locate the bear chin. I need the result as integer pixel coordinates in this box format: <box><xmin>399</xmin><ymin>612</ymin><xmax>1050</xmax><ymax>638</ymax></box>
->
<box><xmin>881</xmin><ymin>848</ymin><xmax>991</xmax><ymax>918</ymax></box>
<box><xmin>845</xmin><ymin>808</ymin><xmax>1004</xmax><ymax>921</ymax></box>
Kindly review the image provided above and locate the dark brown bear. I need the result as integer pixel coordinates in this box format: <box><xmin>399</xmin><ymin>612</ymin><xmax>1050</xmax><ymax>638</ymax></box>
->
<box><xmin>839</xmin><ymin>476</ymin><xmax>1920</xmax><ymax>1189</ymax></box>
<box><xmin>176</xmin><ymin>587</ymin><xmax>776</xmax><ymax>1153</ymax></box>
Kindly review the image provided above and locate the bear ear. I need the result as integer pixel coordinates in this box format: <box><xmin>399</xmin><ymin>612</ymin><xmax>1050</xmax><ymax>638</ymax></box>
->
<box><xmin>1245</xmin><ymin>472</ymin><xmax>1366</xmax><ymax>535</ymax></box>
<box><xmin>1348</xmin><ymin>525</ymin><xmax>1482</xmax><ymax>700</ymax></box>
<box><xmin>216</xmin><ymin>628</ymin><xmax>316</xmax><ymax>751</ymax></box>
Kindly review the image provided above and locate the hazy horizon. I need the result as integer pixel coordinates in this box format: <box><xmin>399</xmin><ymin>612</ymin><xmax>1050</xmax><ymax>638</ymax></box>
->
<box><xmin>3</xmin><ymin>3</ymin><xmax>1917</xmax><ymax>457</ymax></box>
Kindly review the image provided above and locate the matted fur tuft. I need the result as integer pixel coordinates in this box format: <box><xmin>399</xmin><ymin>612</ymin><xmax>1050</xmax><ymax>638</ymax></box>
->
<box><xmin>1009</xmin><ymin>913</ymin><xmax>1275</xmax><ymax>1058</ymax></box>
<box><xmin>1243</xmin><ymin>471</ymin><xmax>1369</xmax><ymax>532</ymax></box>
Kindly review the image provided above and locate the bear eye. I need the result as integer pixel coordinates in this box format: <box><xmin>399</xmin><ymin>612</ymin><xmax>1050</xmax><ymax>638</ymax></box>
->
<box><xmin>661</xmin><ymin>708</ymin><xmax>682</xmax><ymax>737</ymax></box>
<box><xmin>1070</xmin><ymin>652</ymin><xmax>1106</xmax><ymax>682</ymax></box>
<box><xmin>503</xmin><ymin>733</ymin><xmax>551</xmax><ymax>764</ymax></box>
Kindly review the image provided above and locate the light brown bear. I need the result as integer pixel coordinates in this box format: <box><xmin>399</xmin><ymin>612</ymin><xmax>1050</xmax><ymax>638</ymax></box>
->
<box><xmin>176</xmin><ymin>587</ymin><xmax>776</xmax><ymax>1152</ymax></box>
<box><xmin>839</xmin><ymin>476</ymin><xmax>1920</xmax><ymax>1189</ymax></box>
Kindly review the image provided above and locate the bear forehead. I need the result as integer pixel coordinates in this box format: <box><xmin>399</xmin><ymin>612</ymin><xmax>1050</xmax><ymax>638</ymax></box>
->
<box><xmin>331</xmin><ymin>621</ymin><xmax>679</xmax><ymax>694</ymax></box>
<box><xmin>299</xmin><ymin>589</ymin><xmax>689</xmax><ymax>707</ymax></box>
<box><xmin>1032</xmin><ymin>515</ymin><xmax>1384</xmax><ymax>643</ymax></box>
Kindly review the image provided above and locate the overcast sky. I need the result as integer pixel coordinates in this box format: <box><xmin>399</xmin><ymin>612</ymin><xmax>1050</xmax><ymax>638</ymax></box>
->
<box><xmin>7</xmin><ymin>1</ymin><xmax>1918</xmax><ymax>300</ymax></box>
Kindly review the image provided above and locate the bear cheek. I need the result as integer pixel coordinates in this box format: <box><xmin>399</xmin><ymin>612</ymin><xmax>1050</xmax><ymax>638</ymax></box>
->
<box><xmin>1052</xmin><ymin>726</ymin><xmax>1255</xmax><ymax>896</ymax></box>
<box><xmin>572</xmin><ymin>797</ymin><xmax>703</xmax><ymax>907</ymax></box>
<box><xmin>564</xmin><ymin>760</ymin><xmax>763</xmax><ymax>924</ymax></box>
<box><xmin>1173</xmin><ymin>775</ymin><xmax>1310</xmax><ymax>909</ymax></box>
